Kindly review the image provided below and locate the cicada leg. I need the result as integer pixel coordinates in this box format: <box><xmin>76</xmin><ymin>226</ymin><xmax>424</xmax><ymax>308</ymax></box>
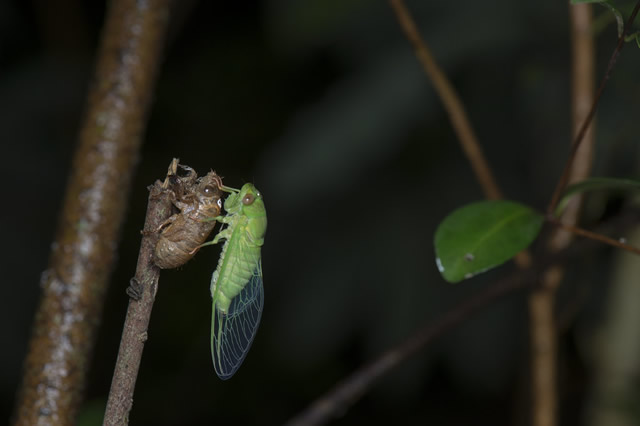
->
<box><xmin>188</xmin><ymin>224</ymin><xmax>232</xmax><ymax>254</ymax></box>
<box><xmin>126</xmin><ymin>277</ymin><xmax>143</xmax><ymax>301</ymax></box>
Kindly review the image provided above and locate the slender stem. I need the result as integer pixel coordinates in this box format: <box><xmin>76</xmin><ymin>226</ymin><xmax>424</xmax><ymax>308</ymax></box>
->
<box><xmin>388</xmin><ymin>0</ymin><xmax>536</xmax><ymax>267</ymax></box>
<box><xmin>547</xmin><ymin>216</ymin><xmax>640</xmax><ymax>256</ymax></box>
<box><xmin>103</xmin><ymin>174</ymin><xmax>174</xmax><ymax>425</ymax></box>
<box><xmin>547</xmin><ymin>0</ymin><xmax>640</xmax><ymax>215</ymax></box>
<box><xmin>388</xmin><ymin>0</ymin><xmax>502</xmax><ymax>200</ymax></box>
<box><xmin>528</xmin><ymin>286</ymin><xmax>556</xmax><ymax>426</ymax></box>
<box><xmin>551</xmin><ymin>3</ymin><xmax>597</xmax><ymax>249</ymax></box>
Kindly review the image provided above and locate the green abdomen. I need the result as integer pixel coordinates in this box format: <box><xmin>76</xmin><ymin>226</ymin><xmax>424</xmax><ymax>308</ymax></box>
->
<box><xmin>214</xmin><ymin>223</ymin><xmax>261</xmax><ymax>312</ymax></box>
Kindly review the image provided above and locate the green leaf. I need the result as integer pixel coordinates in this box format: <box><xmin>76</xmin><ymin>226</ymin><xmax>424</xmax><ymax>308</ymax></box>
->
<box><xmin>434</xmin><ymin>201</ymin><xmax>544</xmax><ymax>283</ymax></box>
<box><xmin>555</xmin><ymin>177</ymin><xmax>640</xmax><ymax>217</ymax></box>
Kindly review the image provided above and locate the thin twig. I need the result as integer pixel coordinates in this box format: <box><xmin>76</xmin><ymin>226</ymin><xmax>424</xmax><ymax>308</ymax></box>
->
<box><xmin>547</xmin><ymin>216</ymin><xmax>640</xmax><ymax>256</ymax></box>
<box><xmin>547</xmin><ymin>0</ymin><xmax>640</xmax><ymax>215</ymax></box>
<box><xmin>12</xmin><ymin>1</ymin><xmax>170</xmax><ymax>425</ymax></box>
<box><xmin>388</xmin><ymin>0</ymin><xmax>502</xmax><ymax>201</ymax></box>
<box><xmin>103</xmin><ymin>167</ymin><xmax>175</xmax><ymax>426</ymax></box>
<box><xmin>388</xmin><ymin>0</ymin><xmax>535</xmax><ymax>268</ymax></box>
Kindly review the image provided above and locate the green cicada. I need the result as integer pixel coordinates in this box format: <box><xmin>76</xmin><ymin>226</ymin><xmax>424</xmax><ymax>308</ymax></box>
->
<box><xmin>203</xmin><ymin>183</ymin><xmax>267</xmax><ymax>379</ymax></box>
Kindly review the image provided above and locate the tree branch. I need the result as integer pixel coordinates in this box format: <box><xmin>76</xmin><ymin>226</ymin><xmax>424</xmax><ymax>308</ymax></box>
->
<box><xmin>102</xmin><ymin>163</ymin><xmax>175</xmax><ymax>425</ymax></box>
<box><xmin>529</xmin><ymin>4</ymin><xmax>598</xmax><ymax>426</ymax></box>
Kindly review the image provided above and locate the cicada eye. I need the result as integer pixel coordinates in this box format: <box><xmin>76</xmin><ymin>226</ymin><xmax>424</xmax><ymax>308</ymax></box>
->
<box><xmin>202</xmin><ymin>185</ymin><xmax>217</xmax><ymax>197</ymax></box>
<box><xmin>168</xmin><ymin>174</ymin><xmax>179</xmax><ymax>185</ymax></box>
<box><xmin>242</xmin><ymin>193</ymin><xmax>255</xmax><ymax>205</ymax></box>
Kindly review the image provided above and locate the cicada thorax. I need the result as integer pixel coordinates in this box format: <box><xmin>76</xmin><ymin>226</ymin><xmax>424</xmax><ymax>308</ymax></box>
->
<box><xmin>154</xmin><ymin>169</ymin><xmax>223</xmax><ymax>269</ymax></box>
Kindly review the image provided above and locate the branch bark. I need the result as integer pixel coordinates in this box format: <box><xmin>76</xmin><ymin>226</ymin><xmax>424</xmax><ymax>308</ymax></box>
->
<box><xmin>102</xmin><ymin>165</ymin><xmax>175</xmax><ymax>425</ymax></box>
<box><xmin>530</xmin><ymin>5</ymin><xmax>596</xmax><ymax>426</ymax></box>
<box><xmin>12</xmin><ymin>1</ymin><xmax>171</xmax><ymax>425</ymax></box>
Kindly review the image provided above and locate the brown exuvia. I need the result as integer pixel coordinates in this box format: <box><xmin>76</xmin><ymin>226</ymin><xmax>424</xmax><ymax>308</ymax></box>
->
<box><xmin>154</xmin><ymin>165</ymin><xmax>223</xmax><ymax>269</ymax></box>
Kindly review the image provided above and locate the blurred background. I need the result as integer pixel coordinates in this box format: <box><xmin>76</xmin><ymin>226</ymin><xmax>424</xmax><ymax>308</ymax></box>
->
<box><xmin>2</xmin><ymin>0</ymin><xmax>640</xmax><ymax>425</ymax></box>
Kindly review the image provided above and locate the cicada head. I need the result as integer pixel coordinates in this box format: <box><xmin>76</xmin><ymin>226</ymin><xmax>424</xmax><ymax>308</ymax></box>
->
<box><xmin>238</xmin><ymin>183</ymin><xmax>266</xmax><ymax>220</ymax></box>
<box><xmin>195</xmin><ymin>172</ymin><xmax>224</xmax><ymax>215</ymax></box>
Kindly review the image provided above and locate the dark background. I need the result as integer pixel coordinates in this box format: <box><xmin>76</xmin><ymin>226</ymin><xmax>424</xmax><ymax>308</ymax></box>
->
<box><xmin>2</xmin><ymin>1</ymin><xmax>640</xmax><ymax>425</ymax></box>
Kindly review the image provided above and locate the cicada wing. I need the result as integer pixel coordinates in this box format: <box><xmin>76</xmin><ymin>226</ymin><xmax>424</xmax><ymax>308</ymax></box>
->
<box><xmin>211</xmin><ymin>261</ymin><xmax>264</xmax><ymax>380</ymax></box>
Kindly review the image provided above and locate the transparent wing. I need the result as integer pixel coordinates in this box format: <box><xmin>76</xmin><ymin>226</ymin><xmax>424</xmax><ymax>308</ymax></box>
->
<box><xmin>211</xmin><ymin>261</ymin><xmax>264</xmax><ymax>379</ymax></box>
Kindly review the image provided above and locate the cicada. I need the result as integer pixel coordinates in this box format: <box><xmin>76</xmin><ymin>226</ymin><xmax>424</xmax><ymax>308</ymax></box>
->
<box><xmin>202</xmin><ymin>183</ymin><xmax>267</xmax><ymax>379</ymax></box>
<box><xmin>154</xmin><ymin>166</ymin><xmax>223</xmax><ymax>269</ymax></box>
